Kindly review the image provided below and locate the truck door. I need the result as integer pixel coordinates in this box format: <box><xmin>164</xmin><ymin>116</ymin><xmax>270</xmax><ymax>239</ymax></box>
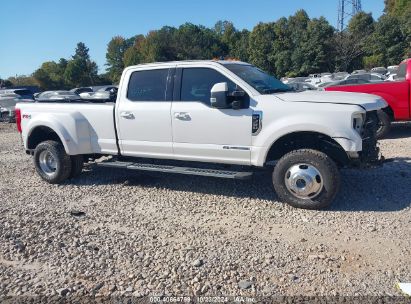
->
<box><xmin>116</xmin><ymin>67</ymin><xmax>174</xmax><ymax>158</ymax></box>
<box><xmin>171</xmin><ymin>67</ymin><xmax>252</xmax><ymax>165</ymax></box>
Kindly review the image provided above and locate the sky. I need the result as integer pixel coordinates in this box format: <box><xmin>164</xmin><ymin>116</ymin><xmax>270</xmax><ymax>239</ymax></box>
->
<box><xmin>0</xmin><ymin>0</ymin><xmax>385</xmax><ymax>79</ymax></box>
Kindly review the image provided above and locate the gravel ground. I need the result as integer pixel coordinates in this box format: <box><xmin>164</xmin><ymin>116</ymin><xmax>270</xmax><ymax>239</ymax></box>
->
<box><xmin>0</xmin><ymin>122</ymin><xmax>410</xmax><ymax>301</ymax></box>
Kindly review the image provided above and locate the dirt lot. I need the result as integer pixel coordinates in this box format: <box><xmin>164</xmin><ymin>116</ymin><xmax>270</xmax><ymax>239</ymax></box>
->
<box><xmin>0</xmin><ymin>122</ymin><xmax>410</xmax><ymax>300</ymax></box>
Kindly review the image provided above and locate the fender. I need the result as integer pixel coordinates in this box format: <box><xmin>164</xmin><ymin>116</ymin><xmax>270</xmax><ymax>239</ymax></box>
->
<box><xmin>25</xmin><ymin>112</ymin><xmax>93</xmax><ymax>155</ymax></box>
<box><xmin>251</xmin><ymin>113</ymin><xmax>362</xmax><ymax>167</ymax></box>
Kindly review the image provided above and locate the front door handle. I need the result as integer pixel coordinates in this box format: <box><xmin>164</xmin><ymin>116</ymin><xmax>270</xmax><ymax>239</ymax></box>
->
<box><xmin>174</xmin><ymin>112</ymin><xmax>191</xmax><ymax>120</ymax></box>
<box><xmin>120</xmin><ymin>112</ymin><xmax>134</xmax><ymax>119</ymax></box>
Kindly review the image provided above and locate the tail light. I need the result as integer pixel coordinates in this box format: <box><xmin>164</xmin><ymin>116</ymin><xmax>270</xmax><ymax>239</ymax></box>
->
<box><xmin>15</xmin><ymin>108</ymin><xmax>22</xmax><ymax>133</ymax></box>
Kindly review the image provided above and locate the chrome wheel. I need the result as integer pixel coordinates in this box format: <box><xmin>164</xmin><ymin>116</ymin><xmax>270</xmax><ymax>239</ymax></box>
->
<box><xmin>284</xmin><ymin>163</ymin><xmax>323</xmax><ymax>199</ymax></box>
<box><xmin>38</xmin><ymin>150</ymin><xmax>57</xmax><ymax>176</ymax></box>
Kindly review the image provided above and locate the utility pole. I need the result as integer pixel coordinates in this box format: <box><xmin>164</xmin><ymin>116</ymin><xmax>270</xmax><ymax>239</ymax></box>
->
<box><xmin>337</xmin><ymin>0</ymin><xmax>363</xmax><ymax>32</ymax></box>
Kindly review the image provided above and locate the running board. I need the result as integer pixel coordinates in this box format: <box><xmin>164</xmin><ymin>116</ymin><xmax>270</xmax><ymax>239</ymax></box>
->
<box><xmin>97</xmin><ymin>160</ymin><xmax>253</xmax><ymax>180</ymax></box>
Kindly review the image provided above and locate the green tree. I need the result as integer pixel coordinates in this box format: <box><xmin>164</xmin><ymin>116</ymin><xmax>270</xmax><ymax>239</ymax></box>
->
<box><xmin>106</xmin><ymin>36</ymin><xmax>131</xmax><ymax>83</ymax></box>
<box><xmin>300</xmin><ymin>17</ymin><xmax>335</xmax><ymax>74</ymax></box>
<box><xmin>64</xmin><ymin>42</ymin><xmax>99</xmax><ymax>87</ymax></box>
<box><xmin>335</xmin><ymin>12</ymin><xmax>375</xmax><ymax>72</ymax></box>
<box><xmin>7</xmin><ymin>75</ymin><xmax>39</xmax><ymax>87</ymax></box>
<box><xmin>173</xmin><ymin>23</ymin><xmax>223</xmax><ymax>60</ymax></box>
<box><xmin>384</xmin><ymin>0</ymin><xmax>411</xmax><ymax>16</ymax></box>
<box><xmin>123</xmin><ymin>35</ymin><xmax>145</xmax><ymax>67</ymax></box>
<box><xmin>248</xmin><ymin>22</ymin><xmax>277</xmax><ymax>74</ymax></box>
<box><xmin>33</xmin><ymin>59</ymin><xmax>67</xmax><ymax>89</ymax></box>
<box><xmin>0</xmin><ymin>78</ymin><xmax>14</xmax><ymax>88</ymax></box>
<box><xmin>367</xmin><ymin>14</ymin><xmax>407</xmax><ymax>66</ymax></box>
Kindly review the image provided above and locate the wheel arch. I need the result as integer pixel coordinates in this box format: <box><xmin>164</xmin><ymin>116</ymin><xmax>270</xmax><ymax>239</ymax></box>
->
<box><xmin>381</xmin><ymin>104</ymin><xmax>394</xmax><ymax>121</ymax></box>
<box><xmin>264</xmin><ymin>131</ymin><xmax>350</xmax><ymax>167</ymax></box>
<box><xmin>27</xmin><ymin>125</ymin><xmax>68</xmax><ymax>153</ymax></box>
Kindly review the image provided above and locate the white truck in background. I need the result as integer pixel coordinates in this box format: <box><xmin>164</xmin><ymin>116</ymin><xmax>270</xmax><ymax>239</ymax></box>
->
<box><xmin>16</xmin><ymin>60</ymin><xmax>388</xmax><ymax>209</ymax></box>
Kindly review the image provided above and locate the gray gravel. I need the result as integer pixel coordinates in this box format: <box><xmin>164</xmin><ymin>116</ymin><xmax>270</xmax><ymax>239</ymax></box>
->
<box><xmin>0</xmin><ymin>122</ymin><xmax>410</xmax><ymax>299</ymax></box>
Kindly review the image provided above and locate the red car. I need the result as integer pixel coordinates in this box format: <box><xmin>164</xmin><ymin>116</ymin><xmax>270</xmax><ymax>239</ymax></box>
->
<box><xmin>326</xmin><ymin>59</ymin><xmax>411</xmax><ymax>138</ymax></box>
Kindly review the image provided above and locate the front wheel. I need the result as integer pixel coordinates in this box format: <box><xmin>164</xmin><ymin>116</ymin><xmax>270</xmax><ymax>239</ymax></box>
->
<box><xmin>33</xmin><ymin>140</ymin><xmax>72</xmax><ymax>184</ymax></box>
<box><xmin>272</xmin><ymin>149</ymin><xmax>341</xmax><ymax>210</ymax></box>
<box><xmin>376</xmin><ymin>110</ymin><xmax>391</xmax><ymax>139</ymax></box>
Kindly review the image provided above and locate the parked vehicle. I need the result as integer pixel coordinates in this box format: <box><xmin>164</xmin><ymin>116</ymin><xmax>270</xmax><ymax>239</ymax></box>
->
<box><xmin>82</xmin><ymin>91</ymin><xmax>116</xmax><ymax>102</ymax></box>
<box><xmin>70</xmin><ymin>87</ymin><xmax>93</xmax><ymax>95</ymax></box>
<box><xmin>345</xmin><ymin>73</ymin><xmax>386</xmax><ymax>83</ymax></box>
<box><xmin>0</xmin><ymin>89</ymin><xmax>34</xmax><ymax>100</ymax></box>
<box><xmin>0</xmin><ymin>96</ymin><xmax>32</xmax><ymax>123</ymax></box>
<box><xmin>306</xmin><ymin>74</ymin><xmax>322</xmax><ymax>86</ymax></box>
<box><xmin>0</xmin><ymin>106</ymin><xmax>14</xmax><ymax>122</ymax></box>
<box><xmin>96</xmin><ymin>85</ymin><xmax>118</xmax><ymax>92</ymax></box>
<box><xmin>326</xmin><ymin>58</ymin><xmax>411</xmax><ymax>138</ymax></box>
<box><xmin>320</xmin><ymin>78</ymin><xmax>371</xmax><ymax>88</ymax></box>
<box><xmin>371</xmin><ymin>67</ymin><xmax>388</xmax><ymax>75</ymax></box>
<box><xmin>386</xmin><ymin>74</ymin><xmax>398</xmax><ymax>82</ymax></box>
<box><xmin>285</xmin><ymin>77</ymin><xmax>309</xmax><ymax>84</ymax></box>
<box><xmin>352</xmin><ymin>69</ymin><xmax>367</xmax><ymax>75</ymax></box>
<box><xmin>387</xmin><ymin>65</ymin><xmax>399</xmax><ymax>75</ymax></box>
<box><xmin>35</xmin><ymin>91</ymin><xmax>81</xmax><ymax>101</ymax></box>
<box><xmin>287</xmin><ymin>82</ymin><xmax>317</xmax><ymax>91</ymax></box>
<box><xmin>333</xmin><ymin>72</ymin><xmax>350</xmax><ymax>81</ymax></box>
<box><xmin>16</xmin><ymin>60</ymin><xmax>387</xmax><ymax>210</ymax></box>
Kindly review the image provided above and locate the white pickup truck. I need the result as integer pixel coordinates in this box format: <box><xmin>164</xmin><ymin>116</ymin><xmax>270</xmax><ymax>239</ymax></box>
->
<box><xmin>16</xmin><ymin>60</ymin><xmax>388</xmax><ymax>209</ymax></box>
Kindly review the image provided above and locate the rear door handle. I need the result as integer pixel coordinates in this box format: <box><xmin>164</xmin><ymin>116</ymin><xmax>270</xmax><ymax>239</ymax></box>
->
<box><xmin>120</xmin><ymin>112</ymin><xmax>134</xmax><ymax>119</ymax></box>
<box><xmin>174</xmin><ymin>112</ymin><xmax>191</xmax><ymax>120</ymax></box>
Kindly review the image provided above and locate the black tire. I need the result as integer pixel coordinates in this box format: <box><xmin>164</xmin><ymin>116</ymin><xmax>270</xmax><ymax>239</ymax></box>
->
<box><xmin>69</xmin><ymin>155</ymin><xmax>84</xmax><ymax>179</ymax></box>
<box><xmin>272</xmin><ymin>149</ymin><xmax>341</xmax><ymax>210</ymax></box>
<box><xmin>33</xmin><ymin>140</ymin><xmax>72</xmax><ymax>184</ymax></box>
<box><xmin>376</xmin><ymin>110</ymin><xmax>391</xmax><ymax>139</ymax></box>
<box><xmin>0</xmin><ymin>112</ymin><xmax>7</xmax><ymax>123</ymax></box>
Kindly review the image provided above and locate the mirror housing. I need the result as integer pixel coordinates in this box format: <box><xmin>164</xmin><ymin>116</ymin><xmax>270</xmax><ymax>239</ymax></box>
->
<box><xmin>210</xmin><ymin>82</ymin><xmax>230</xmax><ymax>109</ymax></box>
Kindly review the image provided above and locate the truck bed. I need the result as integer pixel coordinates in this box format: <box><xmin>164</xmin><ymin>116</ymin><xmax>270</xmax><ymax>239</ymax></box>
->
<box><xmin>17</xmin><ymin>102</ymin><xmax>118</xmax><ymax>155</ymax></box>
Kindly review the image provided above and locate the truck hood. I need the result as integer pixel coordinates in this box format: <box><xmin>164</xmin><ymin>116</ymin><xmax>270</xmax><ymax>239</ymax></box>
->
<box><xmin>275</xmin><ymin>91</ymin><xmax>387</xmax><ymax>111</ymax></box>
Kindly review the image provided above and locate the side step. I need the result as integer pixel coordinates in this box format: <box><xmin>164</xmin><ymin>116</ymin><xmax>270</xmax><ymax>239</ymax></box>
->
<box><xmin>97</xmin><ymin>160</ymin><xmax>253</xmax><ymax>180</ymax></box>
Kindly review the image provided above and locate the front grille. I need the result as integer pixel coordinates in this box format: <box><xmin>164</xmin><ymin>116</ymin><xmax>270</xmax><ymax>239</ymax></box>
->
<box><xmin>359</xmin><ymin>110</ymin><xmax>380</xmax><ymax>164</ymax></box>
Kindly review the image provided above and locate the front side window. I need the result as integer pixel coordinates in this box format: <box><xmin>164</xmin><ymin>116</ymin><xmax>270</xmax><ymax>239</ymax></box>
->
<box><xmin>127</xmin><ymin>69</ymin><xmax>169</xmax><ymax>101</ymax></box>
<box><xmin>180</xmin><ymin>68</ymin><xmax>237</xmax><ymax>105</ymax></box>
<box><xmin>223</xmin><ymin>63</ymin><xmax>291</xmax><ymax>94</ymax></box>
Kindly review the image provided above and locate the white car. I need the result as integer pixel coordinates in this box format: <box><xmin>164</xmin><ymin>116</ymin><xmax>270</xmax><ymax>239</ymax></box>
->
<box><xmin>15</xmin><ymin>60</ymin><xmax>387</xmax><ymax>210</ymax></box>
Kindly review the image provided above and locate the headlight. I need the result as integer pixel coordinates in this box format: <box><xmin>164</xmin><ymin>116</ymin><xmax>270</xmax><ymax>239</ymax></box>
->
<box><xmin>352</xmin><ymin>112</ymin><xmax>365</xmax><ymax>133</ymax></box>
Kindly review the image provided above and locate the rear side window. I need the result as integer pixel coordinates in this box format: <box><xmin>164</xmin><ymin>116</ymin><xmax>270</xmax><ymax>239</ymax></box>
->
<box><xmin>127</xmin><ymin>69</ymin><xmax>169</xmax><ymax>101</ymax></box>
<box><xmin>397</xmin><ymin>63</ymin><xmax>407</xmax><ymax>80</ymax></box>
<box><xmin>180</xmin><ymin>68</ymin><xmax>236</xmax><ymax>105</ymax></box>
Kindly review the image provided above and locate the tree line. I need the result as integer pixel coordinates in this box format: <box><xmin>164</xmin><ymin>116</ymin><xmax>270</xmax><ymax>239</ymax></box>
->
<box><xmin>2</xmin><ymin>0</ymin><xmax>410</xmax><ymax>90</ymax></box>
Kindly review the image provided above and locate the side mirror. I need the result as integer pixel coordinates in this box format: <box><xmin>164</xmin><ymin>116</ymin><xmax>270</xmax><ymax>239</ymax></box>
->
<box><xmin>210</xmin><ymin>82</ymin><xmax>230</xmax><ymax>109</ymax></box>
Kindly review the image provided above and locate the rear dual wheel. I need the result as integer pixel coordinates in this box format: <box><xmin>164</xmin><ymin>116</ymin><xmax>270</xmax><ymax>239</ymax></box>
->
<box><xmin>273</xmin><ymin>149</ymin><xmax>341</xmax><ymax>210</ymax></box>
<box><xmin>33</xmin><ymin>141</ymin><xmax>83</xmax><ymax>184</ymax></box>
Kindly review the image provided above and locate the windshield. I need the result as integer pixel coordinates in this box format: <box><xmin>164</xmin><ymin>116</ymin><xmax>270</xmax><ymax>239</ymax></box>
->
<box><xmin>223</xmin><ymin>64</ymin><xmax>292</xmax><ymax>94</ymax></box>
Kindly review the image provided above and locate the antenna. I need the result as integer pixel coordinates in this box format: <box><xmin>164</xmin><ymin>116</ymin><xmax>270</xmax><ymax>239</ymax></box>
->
<box><xmin>337</xmin><ymin>0</ymin><xmax>362</xmax><ymax>32</ymax></box>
